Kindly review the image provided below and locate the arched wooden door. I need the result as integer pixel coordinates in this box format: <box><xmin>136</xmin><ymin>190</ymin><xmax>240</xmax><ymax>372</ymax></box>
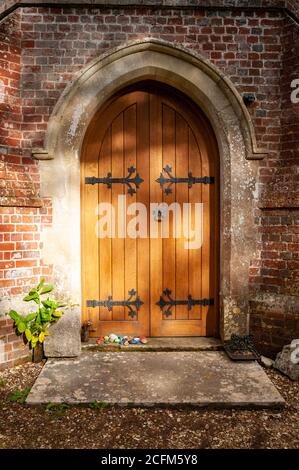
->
<box><xmin>81</xmin><ymin>84</ymin><xmax>218</xmax><ymax>337</ymax></box>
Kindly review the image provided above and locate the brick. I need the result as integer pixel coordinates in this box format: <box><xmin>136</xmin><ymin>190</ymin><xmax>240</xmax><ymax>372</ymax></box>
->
<box><xmin>16</xmin><ymin>225</ymin><xmax>38</xmax><ymax>232</ymax></box>
<box><xmin>0</xmin><ymin>261</ymin><xmax>15</xmax><ymax>269</ymax></box>
<box><xmin>0</xmin><ymin>225</ymin><xmax>15</xmax><ymax>232</ymax></box>
<box><xmin>0</xmin><ymin>243</ymin><xmax>15</xmax><ymax>251</ymax></box>
<box><xmin>16</xmin><ymin>259</ymin><xmax>38</xmax><ymax>268</ymax></box>
<box><xmin>15</xmin><ymin>242</ymin><xmax>38</xmax><ymax>250</ymax></box>
<box><xmin>4</xmin><ymin>343</ymin><xmax>13</xmax><ymax>352</ymax></box>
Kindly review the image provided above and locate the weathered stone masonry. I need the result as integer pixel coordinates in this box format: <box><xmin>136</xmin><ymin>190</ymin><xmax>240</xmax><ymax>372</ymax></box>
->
<box><xmin>0</xmin><ymin>0</ymin><xmax>298</xmax><ymax>368</ymax></box>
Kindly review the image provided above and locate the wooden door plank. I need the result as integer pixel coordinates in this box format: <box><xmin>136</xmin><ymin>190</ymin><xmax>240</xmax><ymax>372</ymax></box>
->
<box><xmin>149</xmin><ymin>319</ymin><xmax>202</xmax><ymax>337</ymax></box>
<box><xmin>206</xmin><ymin>132</ymin><xmax>219</xmax><ymax>337</ymax></box>
<box><xmin>98</xmin><ymin>127</ymin><xmax>112</xmax><ymax>321</ymax></box>
<box><xmin>200</xmin><ymin>131</ymin><xmax>210</xmax><ymax>336</ymax></box>
<box><xmin>136</xmin><ymin>92</ymin><xmax>150</xmax><ymax>335</ymax></box>
<box><xmin>188</xmin><ymin>128</ymin><xmax>202</xmax><ymax>321</ymax></box>
<box><xmin>162</xmin><ymin>103</ymin><xmax>176</xmax><ymax>320</ymax></box>
<box><xmin>124</xmin><ymin>104</ymin><xmax>137</xmax><ymax>321</ymax></box>
<box><xmin>111</xmin><ymin>113</ymin><xmax>125</xmax><ymax>321</ymax></box>
<box><xmin>175</xmin><ymin>113</ymin><xmax>189</xmax><ymax>320</ymax></box>
<box><xmin>149</xmin><ymin>92</ymin><xmax>163</xmax><ymax>336</ymax></box>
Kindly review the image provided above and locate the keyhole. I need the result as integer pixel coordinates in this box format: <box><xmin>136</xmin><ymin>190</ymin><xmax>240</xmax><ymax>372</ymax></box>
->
<box><xmin>153</xmin><ymin>207</ymin><xmax>166</xmax><ymax>222</ymax></box>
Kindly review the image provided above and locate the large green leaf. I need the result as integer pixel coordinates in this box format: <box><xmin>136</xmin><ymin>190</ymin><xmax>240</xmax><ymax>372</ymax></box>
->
<box><xmin>30</xmin><ymin>324</ymin><xmax>39</xmax><ymax>334</ymax></box>
<box><xmin>39</xmin><ymin>332</ymin><xmax>45</xmax><ymax>343</ymax></box>
<box><xmin>40</xmin><ymin>285</ymin><xmax>54</xmax><ymax>295</ymax></box>
<box><xmin>8</xmin><ymin>310</ymin><xmax>21</xmax><ymax>322</ymax></box>
<box><xmin>25</xmin><ymin>313</ymin><xmax>37</xmax><ymax>322</ymax></box>
<box><xmin>40</xmin><ymin>312</ymin><xmax>51</xmax><ymax>322</ymax></box>
<box><xmin>35</xmin><ymin>310</ymin><xmax>42</xmax><ymax>325</ymax></box>
<box><xmin>37</xmin><ymin>278</ymin><xmax>45</xmax><ymax>291</ymax></box>
<box><xmin>52</xmin><ymin>310</ymin><xmax>63</xmax><ymax>318</ymax></box>
<box><xmin>25</xmin><ymin>329</ymin><xmax>32</xmax><ymax>341</ymax></box>
<box><xmin>28</xmin><ymin>288</ymin><xmax>37</xmax><ymax>296</ymax></box>
<box><xmin>23</xmin><ymin>293</ymin><xmax>40</xmax><ymax>303</ymax></box>
<box><xmin>42</xmin><ymin>299</ymin><xmax>57</xmax><ymax>309</ymax></box>
<box><xmin>17</xmin><ymin>322</ymin><xmax>26</xmax><ymax>333</ymax></box>
<box><xmin>40</xmin><ymin>305</ymin><xmax>50</xmax><ymax>315</ymax></box>
<box><xmin>23</xmin><ymin>294</ymin><xmax>35</xmax><ymax>302</ymax></box>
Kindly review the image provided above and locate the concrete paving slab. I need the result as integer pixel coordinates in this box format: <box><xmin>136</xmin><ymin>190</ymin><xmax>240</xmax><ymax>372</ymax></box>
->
<box><xmin>83</xmin><ymin>336</ymin><xmax>222</xmax><ymax>351</ymax></box>
<box><xmin>27</xmin><ymin>351</ymin><xmax>285</xmax><ymax>408</ymax></box>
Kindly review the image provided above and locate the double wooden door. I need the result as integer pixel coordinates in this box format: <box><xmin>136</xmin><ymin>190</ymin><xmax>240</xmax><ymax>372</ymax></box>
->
<box><xmin>81</xmin><ymin>85</ymin><xmax>218</xmax><ymax>337</ymax></box>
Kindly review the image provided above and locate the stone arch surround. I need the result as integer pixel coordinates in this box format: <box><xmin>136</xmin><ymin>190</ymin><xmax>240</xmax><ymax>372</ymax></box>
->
<box><xmin>34</xmin><ymin>39</ymin><xmax>267</xmax><ymax>344</ymax></box>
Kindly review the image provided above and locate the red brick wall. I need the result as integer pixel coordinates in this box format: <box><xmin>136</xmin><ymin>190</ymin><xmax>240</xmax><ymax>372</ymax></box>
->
<box><xmin>0</xmin><ymin>4</ymin><xmax>298</xmax><ymax>366</ymax></box>
<box><xmin>0</xmin><ymin>203</ymin><xmax>53</xmax><ymax>297</ymax></box>
<box><xmin>0</xmin><ymin>12</ymin><xmax>27</xmax><ymax>368</ymax></box>
<box><xmin>0</xmin><ymin>202</ymin><xmax>52</xmax><ymax>369</ymax></box>
<box><xmin>250</xmin><ymin>211</ymin><xmax>299</xmax><ymax>295</ymax></box>
<box><xmin>0</xmin><ymin>11</ymin><xmax>53</xmax><ymax>368</ymax></box>
<box><xmin>280</xmin><ymin>15</ymin><xmax>299</xmax><ymax>208</ymax></box>
<box><xmin>18</xmin><ymin>6</ymin><xmax>284</xmax><ymax>155</ymax></box>
<box><xmin>249</xmin><ymin>210</ymin><xmax>299</xmax><ymax>357</ymax></box>
<box><xmin>249</xmin><ymin>14</ymin><xmax>299</xmax><ymax>357</ymax></box>
<box><xmin>0</xmin><ymin>11</ymin><xmax>21</xmax><ymax>149</ymax></box>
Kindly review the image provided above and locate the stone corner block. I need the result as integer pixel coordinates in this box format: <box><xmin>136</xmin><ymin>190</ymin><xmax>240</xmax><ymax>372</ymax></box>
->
<box><xmin>44</xmin><ymin>307</ymin><xmax>81</xmax><ymax>358</ymax></box>
<box><xmin>274</xmin><ymin>341</ymin><xmax>299</xmax><ymax>381</ymax></box>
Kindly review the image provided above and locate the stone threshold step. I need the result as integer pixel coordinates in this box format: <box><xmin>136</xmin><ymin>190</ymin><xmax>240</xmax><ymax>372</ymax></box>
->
<box><xmin>27</xmin><ymin>351</ymin><xmax>285</xmax><ymax>408</ymax></box>
<box><xmin>82</xmin><ymin>336</ymin><xmax>223</xmax><ymax>352</ymax></box>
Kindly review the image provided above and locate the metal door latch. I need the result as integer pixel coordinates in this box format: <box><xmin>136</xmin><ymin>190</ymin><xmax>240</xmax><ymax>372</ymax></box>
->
<box><xmin>86</xmin><ymin>289</ymin><xmax>144</xmax><ymax>318</ymax></box>
<box><xmin>85</xmin><ymin>166</ymin><xmax>143</xmax><ymax>196</ymax></box>
<box><xmin>156</xmin><ymin>288</ymin><xmax>214</xmax><ymax>316</ymax></box>
<box><xmin>156</xmin><ymin>165</ymin><xmax>214</xmax><ymax>194</ymax></box>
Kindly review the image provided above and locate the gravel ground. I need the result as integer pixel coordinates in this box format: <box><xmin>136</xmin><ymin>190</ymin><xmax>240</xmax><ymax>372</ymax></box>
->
<box><xmin>0</xmin><ymin>360</ymin><xmax>298</xmax><ymax>449</ymax></box>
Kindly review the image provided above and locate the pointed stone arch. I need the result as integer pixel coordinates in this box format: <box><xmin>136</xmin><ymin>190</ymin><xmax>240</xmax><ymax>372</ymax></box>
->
<box><xmin>36</xmin><ymin>39</ymin><xmax>264</xmax><ymax>346</ymax></box>
<box><xmin>35</xmin><ymin>38</ymin><xmax>266</xmax><ymax>162</ymax></box>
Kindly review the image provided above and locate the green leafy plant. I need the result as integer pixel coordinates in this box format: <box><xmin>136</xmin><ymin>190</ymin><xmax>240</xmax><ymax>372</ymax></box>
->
<box><xmin>8</xmin><ymin>387</ymin><xmax>31</xmax><ymax>404</ymax></box>
<box><xmin>45</xmin><ymin>402</ymin><xmax>70</xmax><ymax>417</ymax></box>
<box><xmin>8</xmin><ymin>278</ymin><xmax>66</xmax><ymax>349</ymax></box>
<box><xmin>89</xmin><ymin>400</ymin><xmax>109</xmax><ymax>411</ymax></box>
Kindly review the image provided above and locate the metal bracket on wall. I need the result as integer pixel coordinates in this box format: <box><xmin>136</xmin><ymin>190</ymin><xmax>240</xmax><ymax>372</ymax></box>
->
<box><xmin>156</xmin><ymin>288</ymin><xmax>214</xmax><ymax>317</ymax></box>
<box><xmin>156</xmin><ymin>165</ymin><xmax>214</xmax><ymax>194</ymax></box>
<box><xmin>86</xmin><ymin>289</ymin><xmax>144</xmax><ymax>318</ymax></box>
<box><xmin>85</xmin><ymin>166</ymin><xmax>143</xmax><ymax>195</ymax></box>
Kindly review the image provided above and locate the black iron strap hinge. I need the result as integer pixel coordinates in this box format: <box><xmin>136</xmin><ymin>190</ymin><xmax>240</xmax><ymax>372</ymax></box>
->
<box><xmin>85</xmin><ymin>166</ymin><xmax>143</xmax><ymax>196</ymax></box>
<box><xmin>156</xmin><ymin>289</ymin><xmax>214</xmax><ymax>317</ymax></box>
<box><xmin>86</xmin><ymin>289</ymin><xmax>143</xmax><ymax>318</ymax></box>
<box><xmin>156</xmin><ymin>165</ymin><xmax>214</xmax><ymax>194</ymax></box>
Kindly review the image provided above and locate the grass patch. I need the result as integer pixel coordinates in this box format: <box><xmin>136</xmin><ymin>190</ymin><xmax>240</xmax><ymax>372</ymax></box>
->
<box><xmin>8</xmin><ymin>387</ymin><xmax>31</xmax><ymax>404</ymax></box>
<box><xmin>89</xmin><ymin>400</ymin><xmax>109</xmax><ymax>411</ymax></box>
<box><xmin>45</xmin><ymin>402</ymin><xmax>70</xmax><ymax>417</ymax></box>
